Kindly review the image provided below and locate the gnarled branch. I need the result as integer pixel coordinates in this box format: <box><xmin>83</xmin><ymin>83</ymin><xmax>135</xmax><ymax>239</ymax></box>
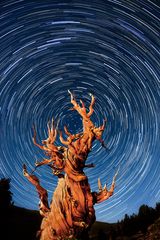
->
<box><xmin>23</xmin><ymin>164</ymin><xmax>50</xmax><ymax>217</ymax></box>
<box><xmin>93</xmin><ymin>169</ymin><xmax>119</xmax><ymax>204</ymax></box>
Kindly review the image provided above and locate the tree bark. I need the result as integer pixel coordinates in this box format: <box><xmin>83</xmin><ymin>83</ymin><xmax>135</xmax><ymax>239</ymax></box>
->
<box><xmin>39</xmin><ymin>175</ymin><xmax>95</xmax><ymax>240</ymax></box>
<box><xmin>23</xmin><ymin>91</ymin><xmax>117</xmax><ymax>240</ymax></box>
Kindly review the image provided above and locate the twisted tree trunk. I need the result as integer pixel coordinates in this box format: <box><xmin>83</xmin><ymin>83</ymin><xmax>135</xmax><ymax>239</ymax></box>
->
<box><xmin>39</xmin><ymin>175</ymin><xmax>95</xmax><ymax>240</ymax></box>
<box><xmin>23</xmin><ymin>91</ymin><xmax>117</xmax><ymax>240</ymax></box>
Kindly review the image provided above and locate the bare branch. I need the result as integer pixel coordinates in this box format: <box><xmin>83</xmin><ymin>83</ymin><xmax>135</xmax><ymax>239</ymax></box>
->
<box><xmin>64</xmin><ymin>126</ymin><xmax>70</xmax><ymax>136</ymax></box>
<box><xmin>93</xmin><ymin>169</ymin><xmax>118</xmax><ymax>204</ymax></box>
<box><xmin>23</xmin><ymin>164</ymin><xmax>50</xmax><ymax>216</ymax></box>
<box><xmin>59</xmin><ymin>131</ymin><xmax>70</xmax><ymax>146</ymax></box>
<box><xmin>98</xmin><ymin>178</ymin><xmax>102</xmax><ymax>191</ymax></box>
<box><xmin>68</xmin><ymin>90</ymin><xmax>87</xmax><ymax>117</ymax></box>
<box><xmin>87</xmin><ymin>93</ymin><xmax>95</xmax><ymax>117</ymax></box>
<box><xmin>35</xmin><ymin>158</ymin><xmax>55</xmax><ymax>168</ymax></box>
<box><xmin>112</xmin><ymin>166</ymin><xmax>119</xmax><ymax>184</ymax></box>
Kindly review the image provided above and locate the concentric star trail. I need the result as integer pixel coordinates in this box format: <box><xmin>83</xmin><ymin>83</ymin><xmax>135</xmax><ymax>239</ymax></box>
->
<box><xmin>0</xmin><ymin>0</ymin><xmax>160</xmax><ymax>223</ymax></box>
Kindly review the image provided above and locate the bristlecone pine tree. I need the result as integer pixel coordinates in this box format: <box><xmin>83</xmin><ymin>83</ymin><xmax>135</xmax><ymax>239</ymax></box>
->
<box><xmin>23</xmin><ymin>91</ymin><xmax>118</xmax><ymax>240</ymax></box>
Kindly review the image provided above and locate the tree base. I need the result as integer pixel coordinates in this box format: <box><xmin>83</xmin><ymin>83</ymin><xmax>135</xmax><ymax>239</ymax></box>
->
<box><xmin>39</xmin><ymin>175</ymin><xmax>95</xmax><ymax>240</ymax></box>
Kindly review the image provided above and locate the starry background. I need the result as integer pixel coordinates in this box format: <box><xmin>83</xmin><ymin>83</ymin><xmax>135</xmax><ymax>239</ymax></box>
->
<box><xmin>0</xmin><ymin>0</ymin><xmax>160</xmax><ymax>223</ymax></box>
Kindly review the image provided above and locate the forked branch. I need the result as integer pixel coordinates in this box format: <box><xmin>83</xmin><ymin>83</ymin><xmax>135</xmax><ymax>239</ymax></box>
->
<box><xmin>46</xmin><ymin>118</ymin><xmax>57</xmax><ymax>144</ymax></box>
<box><xmin>93</xmin><ymin>168</ymin><xmax>119</xmax><ymax>204</ymax></box>
<box><xmin>32</xmin><ymin>123</ymin><xmax>59</xmax><ymax>153</ymax></box>
<box><xmin>68</xmin><ymin>90</ymin><xmax>95</xmax><ymax>119</ymax></box>
<box><xmin>60</xmin><ymin>126</ymin><xmax>82</xmax><ymax>146</ymax></box>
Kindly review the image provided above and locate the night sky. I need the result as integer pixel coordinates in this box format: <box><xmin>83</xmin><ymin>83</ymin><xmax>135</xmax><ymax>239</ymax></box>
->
<box><xmin>0</xmin><ymin>0</ymin><xmax>160</xmax><ymax>223</ymax></box>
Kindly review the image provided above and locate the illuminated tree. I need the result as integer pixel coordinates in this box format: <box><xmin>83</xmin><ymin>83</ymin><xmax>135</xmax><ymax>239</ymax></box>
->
<box><xmin>23</xmin><ymin>91</ymin><xmax>117</xmax><ymax>240</ymax></box>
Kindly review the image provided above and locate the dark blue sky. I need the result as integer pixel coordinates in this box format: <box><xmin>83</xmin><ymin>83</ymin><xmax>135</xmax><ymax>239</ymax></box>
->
<box><xmin>0</xmin><ymin>0</ymin><xmax>160</xmax><ymax>223</ymax></box>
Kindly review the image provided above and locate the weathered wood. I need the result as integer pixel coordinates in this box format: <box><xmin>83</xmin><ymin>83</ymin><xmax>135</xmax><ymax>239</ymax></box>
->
<box><xmin>23</xmin><ymin>91</ymin><xmax>117</xmax><ymax>240</ymax></box>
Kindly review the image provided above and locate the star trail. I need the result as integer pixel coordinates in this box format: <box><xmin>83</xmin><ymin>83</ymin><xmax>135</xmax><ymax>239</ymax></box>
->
<box><xmin>0</xmin><ymin>0</ymin><xmax>160</xmax><ymax>223</ymax></box>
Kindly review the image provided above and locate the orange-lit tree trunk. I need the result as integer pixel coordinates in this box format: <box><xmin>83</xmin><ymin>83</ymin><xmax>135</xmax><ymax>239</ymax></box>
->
<box><xmin>23</xmin><ymin>91</ymin><xmax>117</xmax><ymax>240</ymax></box>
